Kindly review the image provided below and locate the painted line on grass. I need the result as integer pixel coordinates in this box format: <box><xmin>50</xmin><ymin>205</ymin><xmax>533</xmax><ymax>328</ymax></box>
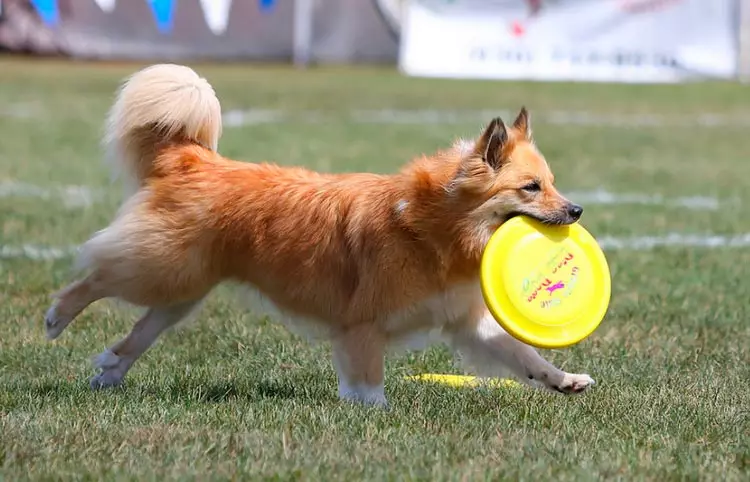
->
<box><xmin>223</xmin><ymin>108</ymin><xmax>750</xmax><ymax>128</ymax></box>
<box><xmin>0</xmin><ymin>181</ymin><xmax>100</xmax><ymax>208</ymax></box>
<box><xmin>565</xmin><ymin>189</ymin><xmax>721</xmax><ymax>210</ymax></box>
<box><xmin>5</xmin><ymin>104</ymin><xmax>748</xmax><ymax>128</ymax></box>
<box><xmin>4</xmin><ymin>233</ymin><xmax>750</xmax><ymax>261</ymax></box>
<box><xmin>0</xmin><ymin>103</ymin><xmax>39</xmax><ymax>119</ymax></box>
<box><xmin>0</xmin><ymin>244</ymin><xmax>79</xmax><ymax>261</ymax></box>
<box><xmin>597</xmin><ymin>233</ymin><xmax>750</xmax><ymax>250</ymax></box>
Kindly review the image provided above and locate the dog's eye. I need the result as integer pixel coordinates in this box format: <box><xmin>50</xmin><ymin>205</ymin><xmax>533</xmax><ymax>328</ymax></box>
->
<box><xmin>522</xmin><ymin>181</ymin><xmax>541</xmax><ymax>192</ymax></box>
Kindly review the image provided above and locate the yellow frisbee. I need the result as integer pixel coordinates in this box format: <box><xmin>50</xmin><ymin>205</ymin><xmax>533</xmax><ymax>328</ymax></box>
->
<box><xmin>480</xmin><ymin>216</ymin><xmax>611</xmax><ymax>349</ymax></box>
<box><xmin>404</xmin><ymin>374</ymin><xmax>520</xmax><ymax>388</ymax></box>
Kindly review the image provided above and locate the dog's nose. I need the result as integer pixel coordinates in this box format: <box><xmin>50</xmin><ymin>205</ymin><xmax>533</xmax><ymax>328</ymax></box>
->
<box><xmin>567</xmin><ymin>204</ymin><xmax>583</xmax><ymax>220</ymax></box>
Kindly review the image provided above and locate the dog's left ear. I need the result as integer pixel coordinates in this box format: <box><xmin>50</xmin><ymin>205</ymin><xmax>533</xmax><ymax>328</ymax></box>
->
<box><xmin>512</xmin><ymin>106</ymin><xmax>532</xmax><ymax>140</ymax></box>
<box><xmin>474</xmin><ymin>117</ymin><xmax>511</xmax><ymax>170</ymax></box>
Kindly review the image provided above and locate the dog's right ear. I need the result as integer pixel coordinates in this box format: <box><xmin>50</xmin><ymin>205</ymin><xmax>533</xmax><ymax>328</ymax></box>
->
<box><xmin>474</xmin><ymin>117</ymin><xmax>511</xmax><ymax>170</ymax></box>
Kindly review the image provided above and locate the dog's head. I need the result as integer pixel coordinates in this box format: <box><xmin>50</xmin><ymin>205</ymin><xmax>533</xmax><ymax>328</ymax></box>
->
<box><xmin>450</xmin><ymin>108</ymin><xmax>582</xmax><ymax>234</ymax></box>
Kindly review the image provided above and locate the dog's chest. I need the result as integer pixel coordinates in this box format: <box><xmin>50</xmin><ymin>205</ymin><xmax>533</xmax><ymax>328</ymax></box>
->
<box><xmin>384</xmin><ymin>282</ymin><xmax>483</xmax><ymax>334</ymax></box>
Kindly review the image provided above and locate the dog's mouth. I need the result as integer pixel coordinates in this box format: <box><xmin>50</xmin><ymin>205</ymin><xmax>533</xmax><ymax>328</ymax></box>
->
<box><xmin>498</xmin><ymin>211</ymin><xmax>577</xmax><ymax>226</ymax></box>
<box><xmin>499</xmin><ymin>211</ymin><xmax>523</xmax><ymax>224</ymax></box>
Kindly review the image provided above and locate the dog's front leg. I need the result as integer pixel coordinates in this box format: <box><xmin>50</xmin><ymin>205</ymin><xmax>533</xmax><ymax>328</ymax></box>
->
<box><xmin>331</xmin><ymin>324</ymin><xmax>388</xmax><ymax>408</ymax></box>
<box><xmin>448</xmin><ymin>311</ymin><xmax>595</xmax><ymax>394</ymax></box>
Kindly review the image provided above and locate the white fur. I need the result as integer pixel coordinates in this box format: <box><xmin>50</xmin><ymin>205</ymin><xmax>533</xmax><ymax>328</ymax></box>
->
<box><xmin>337</xmin><ymin>380</ymin><xmax>387</xmax><ymax>407</ymax></box>
<box><xmin>450</xmin><ymin>312</ymin><xmax>596</xmax><ymax>393</ymax></box>
<box><xmin>394</xmin><ymin>199</ymin><xmax>409</xmax><ymax>214</ymax></box>
<box><xmin>104</xmin><ymin>64</ymin><xmax>222</xmax><ymax>197</ymax></box>
<box><xmin>90</xmin><ymin>348</ymin><xmax>130</xmax><ymax>389</ymax></box>
<box><xmin>450</xmin><ymin>311</ymin><xmax>516</xmax><ymax>379</ymax></box>
<box><xmin>44</xmin><ymin>303</ymin><xmax>66</xmax><ymax>340</ymax></box>
<box><xmin>242</xmin><ymin>283</ymin><xmax>482</xmax><ymax>347</ymax></box>
<box><xmin>334</xmin><ymin>356</ymin><xmax>388</xmax><ymax>408</ymax></box>
<box><xmin>453</xmin><ymin>138</ymin><xmax>476</xmax><ymax>157</ymax></box>
<box><xmin>385</xmin><ymin>282</ymin><xmax>480</xmax><ymax>334</ymax></box>
<box><xmin>383</xmin><ymin>284</ymin><xmax>482</xmax><ymax>354</ymax></box>
<box><xmin>240</xmin><ymin>287</ymin><xmax>333</xmax><ymax>341</ymax></box>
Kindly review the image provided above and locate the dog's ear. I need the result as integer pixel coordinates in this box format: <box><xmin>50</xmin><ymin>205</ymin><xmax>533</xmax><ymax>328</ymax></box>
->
<box><xmin>476</xmin><ymin>117</ymin><xmax>510</xmax><ymax>169</ymax></box>
<box><xmin>512</xmin><ymin>106</ymin><xmax>532</xmax><ymax>140</ymax></box>
<box><xmin>474</xmin><ymin>117</ymin><xmax>510</xmax><ymax>170</ymax></box>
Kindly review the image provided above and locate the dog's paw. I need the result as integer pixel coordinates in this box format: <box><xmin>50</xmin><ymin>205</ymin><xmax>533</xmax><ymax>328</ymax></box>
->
<box><xmin>338</xmin><ymin>384</ymin><xmax>389</xmax><ymax>409</ymax></box>
<box><xmin>555</xmin><ymin>373</ymin><xmax>595</xmax><ymax>394</ymax></box>
<box><xmin>340</xmin><ymin>394</ymin><xmax>390</xmax><ymax>409</ymax></box>
<box><xmin>90</xmin><ymin>371</ymin><xmax>126</xmax><ymax>390</ymax></box>
<box><xmin>89</xmin><ymin>349</ymin><xmax>129</xmax><ymax>390</ymax></box>
<box><xmin>44</xmin><ymin>304</ymin><xmax>69</xmax><ymax>340</ymax></box>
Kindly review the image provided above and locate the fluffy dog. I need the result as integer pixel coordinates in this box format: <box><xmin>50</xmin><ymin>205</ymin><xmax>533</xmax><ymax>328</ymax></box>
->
<box><xmin>45</xmin><ymin>64</ymin><xmax>594</xmax><ymax>406</ymax></box>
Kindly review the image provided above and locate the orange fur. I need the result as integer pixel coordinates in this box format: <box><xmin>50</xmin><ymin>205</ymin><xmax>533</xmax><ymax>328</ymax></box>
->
<box><xmin>45</xmin><ymin>64</ymin><xmax>595</xmax><ymax>405</ymax></box>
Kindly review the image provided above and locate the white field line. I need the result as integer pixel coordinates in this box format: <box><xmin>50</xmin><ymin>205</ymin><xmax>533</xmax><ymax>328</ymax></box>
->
<box><xmin>223</xmin><ymin>108</ymin><xmax>750</xmax><ymax>128</ymax></box>
<box><xmin>5</xmin><ymin>102</ymin><xmax>748</xmax><ymax>127</ymax></box>
<box><xmin>0</xmin><ymin>181</ymin><xmax>100</xmax><ymax>208</ymax></box>
<box><xmin>565</xmin><ymin>189</ymin><xmax>721</xmax><ymax>210</ymax></box>
<box><xmin>0</xmin><ymin>103</ymin><xmax>39</xmax><ymax>119</ymax></box>
<box><xmin>596</xmin><ymin>233</ymin><xmax>750</xmax><ymax>250</ymax></box>
<box><xmin>0</xmin><ymin>244</ymin><xmax>79</xmax><ymax>261</ymax></box>
<box><xmin>4</xmin><ymin>233</ymin><xmax>750</xmax><ymax>261</ymax></box>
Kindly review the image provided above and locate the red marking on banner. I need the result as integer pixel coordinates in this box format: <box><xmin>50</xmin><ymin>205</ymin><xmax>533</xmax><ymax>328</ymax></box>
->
<box><xmin>510</xmin><ymin>21</ymin><xmax>526</xmax><ymax>37</ymax></box>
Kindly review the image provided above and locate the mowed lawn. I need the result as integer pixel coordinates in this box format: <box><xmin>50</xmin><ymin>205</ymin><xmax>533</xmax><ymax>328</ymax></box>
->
<box><xmin>0</xmin><ymin>58</ymin><xmax>748</xmax><ymax>480</ymax></box>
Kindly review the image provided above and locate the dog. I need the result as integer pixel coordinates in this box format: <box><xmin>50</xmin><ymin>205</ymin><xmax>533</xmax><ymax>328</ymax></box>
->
<box><xmin>44</xmin><ymin>64</ymin><xmax>594</xmax><ymax>407</ymax></box>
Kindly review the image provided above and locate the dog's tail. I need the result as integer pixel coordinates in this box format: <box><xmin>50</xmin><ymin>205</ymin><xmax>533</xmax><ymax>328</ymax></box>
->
<box><xmin>104</xmin><ymin>63</ymin><xmax>222</xmax><ymax>195</ymax></box>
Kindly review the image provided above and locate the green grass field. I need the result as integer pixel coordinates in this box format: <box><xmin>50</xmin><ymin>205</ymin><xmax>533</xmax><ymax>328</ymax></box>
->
<box><xmin>1</xmin><ymin>58</ymin><xmax>748</xmax><ymax>481</ymax></box>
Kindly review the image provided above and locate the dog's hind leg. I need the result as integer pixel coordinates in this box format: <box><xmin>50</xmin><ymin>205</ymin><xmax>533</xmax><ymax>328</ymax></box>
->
<box><xmin>45</xmin><ymin>272</ymin><xmax>112</xmax><ymax>340</ymax></box>
<box><xmin>90</xmin><ymin>300</ymin><xmax>201</xmax><ymax>390</ymax></box>
<box><xmin>448</xmin><ymin>311</ymin><xmax>595</xmax><ymax>394</ymax></box>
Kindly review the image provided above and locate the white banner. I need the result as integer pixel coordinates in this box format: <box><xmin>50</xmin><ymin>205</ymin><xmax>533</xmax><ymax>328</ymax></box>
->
<box><xmin>399</xmin><ymin>0</ymin><xmax>738</xmax><ymax>83</ymax></box>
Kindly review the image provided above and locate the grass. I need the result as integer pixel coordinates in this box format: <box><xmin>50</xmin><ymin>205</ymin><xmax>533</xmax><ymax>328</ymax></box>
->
<box><xmin>1</xmin><ymin>57</ymin><xmax>749</xmax><ymax>481</ymax></box>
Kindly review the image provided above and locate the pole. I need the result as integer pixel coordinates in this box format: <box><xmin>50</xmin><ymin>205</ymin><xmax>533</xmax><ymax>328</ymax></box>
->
<box><xmin>293</xmin><ymin>0</ymin><xmax>314</xmax><ymax>68</ymax></box>
<box><xmin>739</xmin><ymin>0</ymin><xmax>750</xmax><ymax>81</ymax></box>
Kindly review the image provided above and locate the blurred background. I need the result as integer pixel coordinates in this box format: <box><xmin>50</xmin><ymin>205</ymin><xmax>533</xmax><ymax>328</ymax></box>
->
<box><xmin>0</xmin><ymin>0</ymin><xmax>744</xmax><ymax>82</ymax></box>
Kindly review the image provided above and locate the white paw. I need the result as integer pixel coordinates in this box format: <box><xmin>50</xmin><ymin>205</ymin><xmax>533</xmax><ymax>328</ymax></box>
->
<box><xmin>90</xmin><ymin>370</ymin><xmax>125</xmax><ymax>390</ymax></box>
<box><xmin>338</xmin><ymin>383</ymin><xmax>389</xmax><ymax>408</ymax></box>
<box><xmin>89</xmin><ymin>349</ymin><xmax>129</xmax><ymax>390</ymax></box>
<box><xmin>44</xmin><ymin>304</ymin><xmax>69</xmax><ymax>340</ymax></box>
<box><xmin>557</xmin><ymin>373</ymin><xmax>596</xmax><ymax>394</ymax></box>
<box><xmin>92</xmin><ymin>348</ymin><xmax>121</xmax><ymax>370</ymax></box>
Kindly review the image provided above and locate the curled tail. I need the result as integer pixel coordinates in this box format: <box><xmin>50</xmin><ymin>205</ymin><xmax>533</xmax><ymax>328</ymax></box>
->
<box><xmin>104</xmin><ymin>63</ymin><xmax>222</xmax><ymax>194</ymax></box>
